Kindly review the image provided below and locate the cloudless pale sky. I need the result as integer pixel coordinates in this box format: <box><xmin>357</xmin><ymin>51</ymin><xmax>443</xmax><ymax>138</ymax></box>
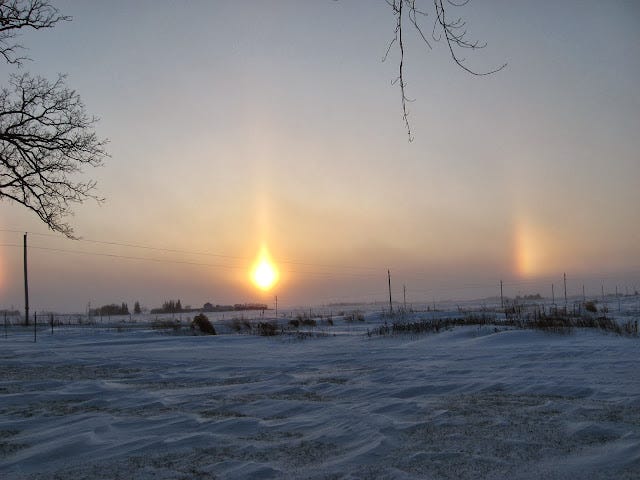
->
<box><xmin>1</xmin><ymin>1</ymin><xmax>639</xmax><ymax>312</ymax></box>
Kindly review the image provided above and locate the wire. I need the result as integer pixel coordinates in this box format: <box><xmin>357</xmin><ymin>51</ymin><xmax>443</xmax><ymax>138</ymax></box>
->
<box><xmin>0</xmin><ymin>243</ymin><xmax>378</xmax><ymax>278</ymax></box>
<box><xmin>1</xmin><ymin>228</ymin><xmax>638</xmax><ymax>298</ymax></box>
<box><xmin>0</xmin><ymin>228</ymin><xmax>378</xmax><ymax>271</ymax></box>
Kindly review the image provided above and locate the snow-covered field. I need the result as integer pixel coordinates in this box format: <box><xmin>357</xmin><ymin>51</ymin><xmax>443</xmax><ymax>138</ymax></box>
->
<box><xmin>1</xmin><ymin>302</ymin><xmax>639</xmax><ymax>479</ymax></box>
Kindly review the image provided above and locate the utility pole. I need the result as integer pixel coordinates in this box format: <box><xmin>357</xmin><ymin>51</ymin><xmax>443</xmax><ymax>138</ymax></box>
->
<box><xmin>582</xmin><ymin>285</ymin><xmax>585</xmax><ymax>302</ymax></box>
<box><xmin>563</xmin><ymin>272</ymin><xmax>567</xmax><ymax>308</ymax></box>
<box><xmin>24</xmin><ymin>233</ymin><xmax>29</xmax><ymax>326</ymax></box>
<box><xmin>274</xmin><ymin>295</ymin><xmax>278</xmax><ymax>319</ymax></box>
<box><xmin>387</xmin><ymin>269</ymin><xmax>393</xmax><ymax>315</ymax></box>
<box><xmin>619</xmin><ymin>295</ymin><xmax>622</xmax><ymax>313</ymax></box>
<box><xmin>551</xmin><ymin>283</ymin><xmax>555</xmax><ymax>305</ymax></box>
<box><xmin>403</xmin><ymin>284</ymin><xmax>406</xmax><ymax>311</ymax></box>
<box><xmin>500</xmin><ymin>280</ymin><xmax>504</xmax><ymax>310</ymax></box>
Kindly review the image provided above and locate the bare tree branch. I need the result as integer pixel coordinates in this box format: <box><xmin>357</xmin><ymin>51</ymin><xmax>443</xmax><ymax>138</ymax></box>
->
<box><xmin>385</xmin><ymin>0</ymin><xmax>507</xmax><ymax>141</ymax></box>
<box><xmin>384</xmin><ymin>1</ymin><xmax>415</xmax><ymax>141</ymax></box>
<box><xmin>0</xmin><ymin>1</ymin><xmax>105</xmax><ymax>237</ymax></box>
<box><xmin>434</xmin><ymin>0</ymin><xmax>506</xmax><ymax>76</ymax></box>
<box><xmin>0</xmin><ymin>0</ymin><xmax>70</xmax><ymax>65</ymax></box>
<box><xmin>0</xmin><ymin>73</ymin><xmax>108</xmax><ymax>238</ymax></box>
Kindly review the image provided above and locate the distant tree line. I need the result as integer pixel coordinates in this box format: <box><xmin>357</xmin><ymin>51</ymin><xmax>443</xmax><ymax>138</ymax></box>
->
<box><xmin>87</xmin><ymin>301</ymin><xmax>143</xmax><ymax>316</ymax></box>
<box><xmin>515</xmin><ymin>294</ymin><xmax>543</xmax><ymax>301</ymax></box>
<box><xmin>90</xmin><ymin>303</ymin><xmax>129</xmax><ymax>316</ymax></box>
<box><xmin>202</xmin><ymin>302</ymin><xmax>268</xmax><ymax>312</ymax></box>
<box><xmin>148</xmin><ymin>300</ymin><xmax>269</xmax><ymax>315</ymax></box>
<box><xmin>150</xmin><ymin>299</ymin><xmax>192</xmax><ymax>314</ymax></box>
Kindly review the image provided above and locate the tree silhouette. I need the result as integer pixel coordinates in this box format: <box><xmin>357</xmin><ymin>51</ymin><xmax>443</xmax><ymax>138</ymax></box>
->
<box><xmin>385</xmin><ymin>0</ymin><xmax>506</xmax><ymax>141</ymax></box>
<box><xmin>0</xmin><ymin>0</ymin><xmax>107</xmax><ymax>237</ymax></box>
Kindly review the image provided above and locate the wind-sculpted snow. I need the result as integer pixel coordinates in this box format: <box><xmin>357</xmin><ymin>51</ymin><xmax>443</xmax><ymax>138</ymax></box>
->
<box><xmin>1</xmin><ymin>315</ymin><xmax>639</xmax><ymax>479</ymax></box>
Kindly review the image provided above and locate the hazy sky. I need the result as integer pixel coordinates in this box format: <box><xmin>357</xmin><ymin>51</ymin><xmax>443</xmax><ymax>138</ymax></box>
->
<box><xmin>1</xmin><ymin>1</ymin><xmax>639</xmax><ymax>312</ymax></box>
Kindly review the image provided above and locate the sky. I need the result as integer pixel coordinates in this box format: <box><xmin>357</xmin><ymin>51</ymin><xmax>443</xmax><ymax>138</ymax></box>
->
<box><xmin>1</xmin><ymin>0</ymin><xmax>639</xmax><ymax>312</ymax></box>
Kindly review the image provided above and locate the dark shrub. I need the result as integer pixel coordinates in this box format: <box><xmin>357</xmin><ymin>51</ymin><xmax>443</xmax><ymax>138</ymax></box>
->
<box><xmin>228</xmin><ymin>317</ymin><xmax>251</xmax><ymax>333</ymax></box>
<box><xmin>192</xmin><ymin>313</ymin><xmax>216</xmax><ymax>335</ymax></box>
<box><xmin>344</xmin><ymin>310</ymin><xmax>364</xmax><ymax>322</ymax></box>
<box><xmin>256</xmin><ymin>321</ymin><xmax>278</xmax><ymax>336</ymax></box>
<box><xmin>584</xmin><ymin>301</ymin><xmax>598</xmax><ymax>313</ymax></box>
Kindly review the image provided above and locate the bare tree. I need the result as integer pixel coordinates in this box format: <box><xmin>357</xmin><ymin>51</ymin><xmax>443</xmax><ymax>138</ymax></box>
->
<box><xmin>0</xmin><ymin>0</ymin><xmax>69</xmax><ymax>65</ymax></box>
<box><xmin>384</xmin><ymin>0</ymin><xmax>506</xmax><ymax>141</ymax></box>
<box><xmin>0</xmin><ymin>0</ymin><xmax>107</xmax><ymax>237</ymax></box>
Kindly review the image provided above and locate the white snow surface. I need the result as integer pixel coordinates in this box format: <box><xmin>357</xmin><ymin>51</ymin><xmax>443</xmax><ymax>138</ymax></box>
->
<box><xmin>1</xmin><ymin>306</ymin><xmax>639</xmax><ymax>479</ymax></box>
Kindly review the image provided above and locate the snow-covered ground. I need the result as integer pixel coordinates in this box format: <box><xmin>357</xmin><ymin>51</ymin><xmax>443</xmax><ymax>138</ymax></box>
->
<box><xmin>1</xmin><ymin>301</ymin><xmax>639</xmax><ymax>479</ymax></box>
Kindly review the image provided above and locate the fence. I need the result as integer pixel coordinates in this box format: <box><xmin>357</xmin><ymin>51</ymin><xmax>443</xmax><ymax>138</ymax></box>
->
<box><xmin>2</xmin><ymin>295</ymin><xmax>639</xmax><ymax>342</ymax></box>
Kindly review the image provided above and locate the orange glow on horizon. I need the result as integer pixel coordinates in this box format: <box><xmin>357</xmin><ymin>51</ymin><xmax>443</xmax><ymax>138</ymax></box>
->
<box><xmin>250</xmin><ymin>246</ymin><xmax>279</xmax><ymax>291</ymax></box>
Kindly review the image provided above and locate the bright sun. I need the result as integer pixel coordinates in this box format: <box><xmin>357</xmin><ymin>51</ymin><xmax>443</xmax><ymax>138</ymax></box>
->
<box><xmin>251</xmin><ymin>247</ymin><xmax>279</xmax><ymax>291</ymax></box>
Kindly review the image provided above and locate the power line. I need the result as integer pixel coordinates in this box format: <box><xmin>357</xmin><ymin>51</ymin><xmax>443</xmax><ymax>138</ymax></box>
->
<box><xmin>0</xmin><ymin>243</ymin><xmax>379</xmax><ymax>278</ymax></box>
<box><xmin>4</xmin><ymin>228</ymin><xmax>638</xmax><ymax>281</ymax></box>
<box><xmin>403</xmin><ymin>270</ymin><xmax>640</xmax><ymax>291</ymax></box>
<box><xmin>1</xmin><ymin>228</ymin><xmax>639</xmax><ymax>300</ymax></box>
<box><xmin>1</xmin><ymin>238</ymin><xmax>638</xmax><ymax>308</ymax></box>
<box><xmin>0</xmin><ymin>228</ymin><xmax>378</xmax><ymax>271</ymax></box>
